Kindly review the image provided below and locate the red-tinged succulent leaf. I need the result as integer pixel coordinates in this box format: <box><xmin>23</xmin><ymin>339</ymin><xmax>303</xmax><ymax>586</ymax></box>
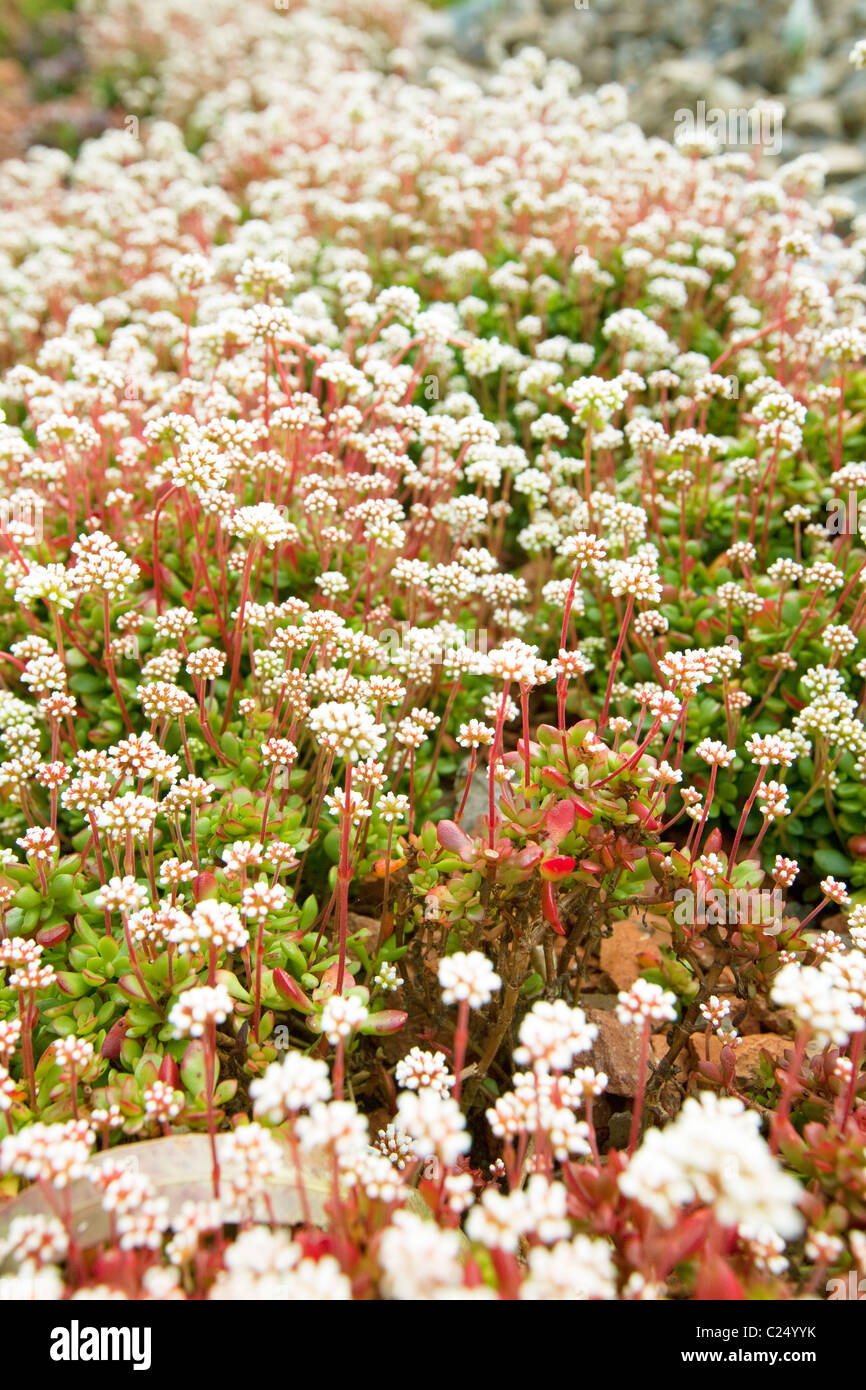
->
<box><xmin>720</xmin><ymin>1044</ymin><xmax>738</xmax><ymax>1084</ymax></box>
<box><xmin>55</xmin><ymin>971</ymin><xmax>92</xmax><ymax>997</ymax></box>
<box><xmin>436</xmin><ymin>819</ymin><xmax>474</xmax><ymax>859</ymax></box>
<box><xmin>213</xmin><ymin>1079</ymin><xmax>237</xmax><ymax>1106</ymax></box>
<box><xmin>572</xmin><ymin>798</ymin><xmax>595</xmax><ymax>821</ymax></box>
<box><xmin>272</xmin><ymin>967</ymin><xmax>315</xmax><ymax>1012</ymax></box>
<box><xmin>539</xmin><ymin>855</ymin><xmax>576</xmax><ymax>882</ymax></box>
<box><xmin>36</xmin><ymin>921</ymin><xmax>70</xmax><ymax>947</ymax></box>
<box><xmin>541</xmin><ymin>880</ymin><xmax>565</xmax><ymax>935</ymax></box>
<box><xmin>545</xmin><ymin>798</ymin><xmax>576</xmax><ymax>844</ymax></box>
<box><xmin>192</xmin><ymin>870</ymin><xmax>219</xmax><ymax>901</ymax></box>
<box><xmin>696</xmin><ymin>1254</ymin><xmax>745</xmax><ymax>1301</ymax></box>
<box><xmin>361</xmin><ymin>1009</ymin><xmax>408</xmax><ymax>1036</ymax></box>
<box><xmin>540</xmin><ymin>765</ymin><xmax>569</xmax><ymax>789</ymax></box>
<box><xmin>101</xmin><ymin>1015</ymin><xmax>131</xmax><ymax>1060</ymax></box>
<box><xmin>626</xmin><ymin>799</ymin><xmax>659</xmax><ymax>830</ymax></box>
<box><xmin>668</xmin><ymin>850</ymin><xmax>692</xmax><ymax>877</ymax></box>
<box><xmin>312</xmin><ymin>961</ymin><xmax>341</xmax><ymax>1004</ymax></box>
<box><xmin>648</xmin><ymin>850</ymin><xmax>668</xmax><ymax>880</ymax></box>
<box><xmin>664</xmin><ymin>1209</ymin><xmax>713</xmax><ymax>1267</ymax></box>
<box><xmin>512</xmin><ymin>844</ymin><xmax>544</xmax><ymax>871</ymax></box>
<box><xmin>519</xmin><ymin>737</ymin><xmax>541</xmax><ymax>762</ymax></box>
<box><xmin>159</xmin><ymin>1052</ymin><xmax>181</xmax><ymax>1087</ymax></box>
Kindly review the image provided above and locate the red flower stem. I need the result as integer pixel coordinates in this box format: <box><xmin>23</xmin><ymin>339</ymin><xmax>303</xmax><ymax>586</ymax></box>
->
<box><xmin>335</xmin><ymin>763</ymin><xmax>353</xmax><ymax>995</ymax></box>
<box><xmin>452</xmin><ymin>999</ymin><xmax>470</xmax><ymax>1103</ymax></box>
<box><xmin>599</xmin><ymin>595</ymin><xmax>634</xmax><ymax>732</ymax></box>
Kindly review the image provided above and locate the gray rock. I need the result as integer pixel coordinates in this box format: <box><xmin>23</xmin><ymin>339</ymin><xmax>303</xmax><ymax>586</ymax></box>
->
<box><xmin>787</xmin><ymin>59</ymin><xmax>836</xmax><ymax>100</ymax></box>
<box><xmin>786</xmin><ymin>97</ymin><xmax>843</xmax><ymax>137</ymax></box>
<box><xmin>838</xmin><ymin>71</ymin><xmax>866</xmax><ymax>133</ymax></box>
<box><xmin>821</xmin><ymin>141</ymin><xmax>866</xmax><ymax>179</ymax></box>
<box><xmin>838</xmin><ymin>172</ymin><xmax>866</xmax><ymax>212</ymax></box>
<box><xmin>544</xmin><ymin>13</ymin><xmax>590</xmax><ymax>65</ymax></box>
<box><xmin>630</xmin><ymin>60</ymin><xmax>749</xmax><ymax>139</ymax></box>
<box><xmin>718</xmin><ymin>45</ymin><xmax>775</xmax><ymax>86</ymax></box>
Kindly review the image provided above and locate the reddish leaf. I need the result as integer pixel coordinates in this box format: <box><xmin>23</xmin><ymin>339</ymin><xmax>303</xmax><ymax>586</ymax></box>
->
<box><xmin>541</xmin><ymin>880</ymin><xmax>565</xmax><ymax>935</ymax></box>
<box><xmin>545</xmin><ymin>799</ymin><xmax>576</xmax><ymax>844</ymax></box>
<box><xmin>273</xmin><ymin>967</ymin><xmax>315</xmax><ymax>1013</ymax></box>
<box><xmin>436</xmin><ymin>819</ymin><xmax>474</xmax><ymax>859</ymax></box>
<box><xmin>101</xmin><ymin>1015</ymin><xmax>131</xmax><ymax>1060</ymax></box>
<box><xmin>361</xmin><ymin>1009</ymin><xmax>408</xmax><ymax>1036</ymax></box>
<box><xmin>696</xmin><ymin>1253</ymin><xmax>745</xmax><ymax>1301</ymax></box>
<box><xmin>159</xmin><ymin>1053</ymin><xmax>180</xmax><ymax>1087</ymax></box>
<box><xmin>540</xmin><ymin>855</ymin><xmax>576</xmax><ymax>882</ymax></box>
<box><xmin>36</xmin><ymin>921</ymin><xmax>70</xmax><ymax>947</ymax></box>
<box><xmin>192</xmin><ymin>871</ymin><xmax>219</xmax><ymax>902</ymax></box>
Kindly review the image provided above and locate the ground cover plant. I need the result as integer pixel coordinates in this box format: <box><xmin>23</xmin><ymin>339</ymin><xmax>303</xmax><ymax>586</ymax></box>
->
<box><xmin>2</xmin><ymin>0</ymin><xmax>866</xmax><ymax>1301</ymax></box>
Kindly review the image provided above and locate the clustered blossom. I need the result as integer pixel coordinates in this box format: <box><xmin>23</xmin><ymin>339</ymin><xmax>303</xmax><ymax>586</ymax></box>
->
<box><xmin>168</xmin><ymin>985</ymin><xmax>233</xmax><ymax>1039</ymax></box>
<box><xmin>616</xmin><ymin>980</ymin><xmax>678</xmax><ymax>1028</ymax></box>
<box><xmin>619</xmin><ymin>1093</ymin><xmax>805</xmax><ymax>1240</ymax></box>
<box><xmin>438</xmin><ymin>952</ymin><xmax>501</xmax><ymax>1009</ymax></box>
<box><xmin>771</xmin><ymin>958</ymin><xmax>866</xmax><ymax>1047</ymax></box>
<box><xmin>250</xmin><ymin>1052</ymin><xmax>332</xmax><ymax>1122</ymax></box>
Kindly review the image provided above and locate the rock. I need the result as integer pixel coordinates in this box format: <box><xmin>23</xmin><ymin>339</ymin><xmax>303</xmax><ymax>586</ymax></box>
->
<box><xmin>460</xmin><ymin>762</ymin><xmax>506</xmax><ymax>837</ymax></box>
<box><xmin>0</xmin><ymin>1134</ymin><xmax>338</xmax><ymax>1262</ymax></box>
<box><xmin>411</xmin><ymin>10</ymin><xmax>456</xmax><ymax>49</ymax></box>
<box><xmin>345</xmin><ymin>911</ymin><xmax>381</xmax><ymax>943</ymax></box>
<box><xmin>629</xmin><ymin>61</ymin><xmax>750</xmax><ymax>140</ymax></box>
<box><xmin>717</xmin><ymin>45</ymin><xmax>774</xmax><ymax>86</ymax></box>
<box><xmin>689</xmin><ymin>1031</ymin><xmax>790</xmax><ymax>1085</ymax></box>
<box><xmin>544</xmin><ymin>13</ymin><xmax>589</xmax><ymax>65</ymax></box>
<box><xmin>586</xmin><ymin>1007</ymin><xmax>668</xmax><ymax>1096</ymax></box>
<box><xmin>599</xmin><ymin>912</ymin><xmax>668</xmax><ymax>992</ymax></box>
<box><xmin>838</xmin><ymin>72</ymin><xmax>866</xmax><ymax>135</ymax></box>
<box><xmin>839</xmin><ymin>173</ymin><xmax>866</xmax><ymax>214</ymax></box>
<box><xmin>786</xmin><ymin>97</ymin><xmax>843</xmax><ymax>138</ymax></box>
<box><xmin>607</xmin><ymin>1111</ymin><xmax>632</xmax><ymax>1149</ymax></box>
<box><xmin>821</xmin><ymin>142</ymin><xmax>866</xmax><ymax>180</ymax></box>
<box><xmin>578</xmin><ymin>991</ymin><xmax>618</xmax><ymax>1011</ymax></box>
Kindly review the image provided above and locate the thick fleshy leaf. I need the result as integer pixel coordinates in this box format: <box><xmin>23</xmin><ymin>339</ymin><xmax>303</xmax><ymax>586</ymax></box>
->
<box><xmin>539</xmin><ymin>855</ymin><xmax>576</xmax><ymax>882</ymax></box>
<box><xmin>361</xmin><ymin>1009</ymin><xmax>408</xmax><ymax>1036</ymax></box>
<box><xmin>545</xmin><ymin>799</ymin><xmax>576</xmax><ymax>844</ymax></box>
<box><xmin>272</xmin><ymin>967</ymin><xmax>315</xmax><ymax>1013</ymax></box>
<box><xmin>100</xmin><ymin>1015</ymin><xmax>131</xmax><ymax>1060</ymax></box>
<box><xmin>541</xmin><ymin>880</ymin><xmax>566</xmax><ymax>935</ymax></box>
<box><xmin>158</xmin><ymin>1052</ymin><xmax>180</xmax><ymax>1087</ymax></box>
<box><xmin>436</xmin><ymin>819</ymin><xmax>474</xmax><ymax>859</ymax></box>
<box><xmin>36</xmin><ymin>921</ymin><xmax>71</xmax><ymax>948</ymax></box>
